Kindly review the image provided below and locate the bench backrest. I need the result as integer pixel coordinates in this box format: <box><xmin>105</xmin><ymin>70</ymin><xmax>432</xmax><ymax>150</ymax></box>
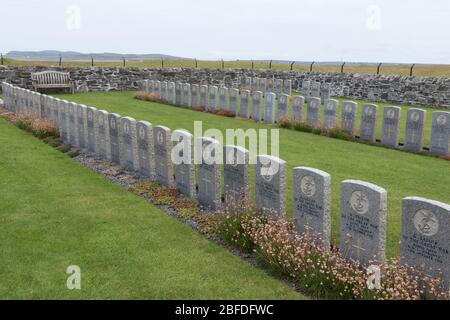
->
<box><xmin>31</xmin><ymin>71</ymin><xmax>71</xmax><ymax>85</ymax></box>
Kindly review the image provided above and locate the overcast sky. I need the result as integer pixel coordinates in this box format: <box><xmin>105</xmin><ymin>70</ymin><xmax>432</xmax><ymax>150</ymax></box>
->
<box><xmin>1</xmin><ymin>0</ymin><xmax>449</xmax><ymax>64</ymax></box>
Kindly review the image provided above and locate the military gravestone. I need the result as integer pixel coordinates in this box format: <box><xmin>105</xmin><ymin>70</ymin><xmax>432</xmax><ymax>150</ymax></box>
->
<box><xmin>255</xmin><ymin>155</ymin><xmax>287</xmax><ymax>216</ymax></box>
<box><xmin>77</xmin><ymin>104</ymin><xmax>87</xmax><ymax>150</ymax></box>
<box><xmin>136</xmin><ymin>120</ymin><xmax>154</xmax><ymax>179</ymax></box>
<box><xmin>264</xmin><ymin>92</ymin><xmax>276</xmax><ymax>124</ymax></box>
<box><xmin>278</xmin><ymin>94</ymin><xmax>289</xmax><ymax>120</ymax></box>
<box><xmin>258</xmin><ymin>78</ymin><xmax>267</xmax><ymax>93</ymax></box>
<box><xmin>400</xmin><ymin>197</ymin><xmax>450</xmax><ymax>291</ymax></box>
<box><xmin>160</xmin><ymin>81</ymin><xmax>168</xmax><ymax>103</ymax></box>
<box><xmin>183</xmin><ymin>83</ymin><xmax>191</xmax><ymax>107</ymax></box>
<box><xmin>175</xmin><ymin>82</ymin><xmax>182</xmax><ymax>106</ymax></box>
<box><xmin>58</xmin><ymin>99</ymin><xmax>69</xmax><ymax>143</ymax></box>
<box><xmin>219</xmin><ymin>87</ymin><xmax>228</xmax><ymax>111</ymax></box>
<box><xmin>200</xmin><ymin>85</ymin><xmax>208</xmax><ymax>108</ymax></box>
<box><xmin>307</xmin><ymin>97</ymin><xmax>321</xmax><ymax>127</ymax></box>
<box><xmin>154</xmin><ymin>81</ymin><xmax>161</xmax><ymax>97</ymax></box>
<box><xmin>294</xmin><ymin>167</ymin><xmax>331</xmax><ymax>249</ymax></box>
<box><xmin>95</xmin><ymin>110</ymin><xmax>111</xmax><ymax>160</ymax></box>
<box><xmin>292</xmin><ymin>96</ymin><xmax>304</xmax><ymax>123</ymax></box>
<box><xmin>341</xmin><ymin>101</ymin><xmax>358</xmax><ymax>135</ymax></box>
<box><xmin>153</xmin><ymin>125</ymin><xmax>175</xmax><ymax>187</ymax></box>
<box><xmin>119</xmin><ymin>117</ymin><xmax>138</xmax><ymax>171</ymax></box>
<box><xmin>340</xmin><ymin>180</ymin><xmax>387</xmax><ymax>265</ymax></box>
<box><xmin>229</xmin><ymin>88</ymin><xmax>238</xmax><ymax>115</ymax></box>
<box><xmin>172</xmin><ymin>129</ymin><xmax>196</xmax><ymax>198</ymax></box>
<box><xmin>274</xmin><ymin>79</ymin><xmax>283</xmax><ymax>95</ymax></box>
<box><xmin>360</xmin><ymin>104</ymin><xmax>378</xmax><ymax>143</ymax></box>
<box><xmin>190</xmin><ymin>84</ymin><xmax>199</xmax><ymax>108</ymax></box>
<box><xmin>168</xmin><ymin>82</ymin><xmax>176</xmax><ymax>105</ymax></box>
<box><xmin>108</xmin><ymin>113</ymin><xmax>121</xmax><ymax>163</ymax></box>
<box><xmin>321</xmin><ymin>83</ymin><xmax>331</xmax><ymax>105</ymax></box>
<box><xmin>208</xmin><ymin>86</ymin><xmax>218</xmax><ymax>111</ymax></box>
<box><xmin>323</xmin><ymin>99</ymin><xmax>339</xmax><ymax>130</ymax></box>
<box><xmin>283</xmin><ymin>79</ymin><xmax>292</xmax><ymax>95</ymax></box>
<box><xmin>429</xmin><ymin>111</ymin><xmax>450</xmax><ymax>156</ymax></box>
<box><xmin>252</xmin><ymin>91</ymin><xmax>263</xmax><ymax>121</ymax></box>
<box><xmin>310</xmin><ymin>81</ymin><xmax>321</xmax><ymax>100</ymax></box>
<box><xmin>86</xmin><ymin>106</ymin><xmax>97</xmax><ymax>154</ymax></box>
<box><xmin>404</xmin><ymin>108</ymin><xmax>426</xmax><ymax>152</ymax></box>
<box><xmin>223</xmin><ymin>145</ymin><xmax>250</xmax><ymax>206</ymax></box>
<box><xmin>240</xmin><ymin>90</ymin><xmax>250</xmax><ymax>118</ymax></box>
<box><xmin>266</xmin><ymin>78</ymin><xmax>274</xmax><ymax>92</ymax></box>
<box><xmin>381</xmin><ymin>106</ymin><xmax>401</xmax><ymax>148</ymax></box>
<box><xmin>197</xmin><ymin>137</ymin><xmax>222</xmax><ymax>211</ymax></box>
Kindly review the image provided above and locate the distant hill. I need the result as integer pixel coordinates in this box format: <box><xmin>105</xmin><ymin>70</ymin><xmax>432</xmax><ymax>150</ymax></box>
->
<box><xmin>5</xmin><ymin>50</ymin><xmax>189</xmax><ymax>61</ymax></box>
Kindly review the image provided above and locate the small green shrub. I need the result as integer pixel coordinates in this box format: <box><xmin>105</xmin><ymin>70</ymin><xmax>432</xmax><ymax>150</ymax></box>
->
<box><xmin>327</xmin><ymin>128</ymin><xmax>356</xmax><ymax>141</ymax></box>
<box><xmin>56</xmin><ymin>144</ymin><xmax>71</xmax><ymax>153</ymax></box>
<box><xmin>293</xmin><ymin>121</ymin><xmax>313</xmax><ymax>133</ymax></box>
<box><xmin>66</xmin><ymin>149</ymin><xmax>80</xmax><ymax>158</ymax></box>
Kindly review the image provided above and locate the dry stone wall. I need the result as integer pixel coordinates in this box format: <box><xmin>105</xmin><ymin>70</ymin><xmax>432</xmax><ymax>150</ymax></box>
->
<box><xmin>0</xmin><ymin>66</ymin><xmax>449</xmax><ymax>108</ymax></box>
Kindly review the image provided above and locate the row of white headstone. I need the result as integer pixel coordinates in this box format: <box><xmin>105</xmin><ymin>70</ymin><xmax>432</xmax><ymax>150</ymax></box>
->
<box><xmin>141</xmin><ymin>79</ymin><xmax>450</xmax><ymax>156</ymax></box>
<box><xmin>2</xmin><ymin>81</ymin><xmax>449</xmax><ymax>290</ymax></box>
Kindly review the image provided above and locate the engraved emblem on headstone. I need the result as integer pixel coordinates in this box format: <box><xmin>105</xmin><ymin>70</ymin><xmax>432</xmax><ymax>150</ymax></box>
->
<box><xmin>110</xmin><ymin>117</ymin><xmax>116</xmax><ymax>129</ymax></box>
<box><xmin>365</xmin><ymin>107</ymin><xmax>373</xmax><ymax>116</ymax></box>
<box><xmin>350</xmin><ymin>191</ymin><xmax>369</xmax><ymax>214</ymax></box>
<box><xmin>387</xmin><ymin>109</ymin><xmax>395</xmax><ymax>119</ymax></box>
<box><xmin>138</xmin><ymin>126</ymin><xmax>145</xmax><ymax>139</ymax></box>
<box><xmin>300</xmin><ymin>175</ymin><xmax>316</xmax><ymax>197</ymax></box>
<box><xmin>345</xmin><ymin>104</ymin><xmax>352</xmax><ymax>112</ymax></box>
<box><xmin>437</xmin><ymin>115</ymin><xmax>447</xmax><ymax>125</ymax></box>
<box><xmin>98</xmin><ymin>114</ymin><xmax>104</xmax><ymax>126</ymax></box>
<box><xmin>261</xmin><ymin>163</ymin><xmax>273</xmax><ymax>182</ymax></box>
<box><xmin>157</xmin><ymin>131</ymin><xmax>164</xmax><ymax>145</ymax></box>
<box><xmin>413</xmin><ymin>209</ymin><xmax>439</xmax><ymax>236</ymax></box>
<box><xmin>123</xmin><ymin>122</ymin><xmax>130</xmax><ymax>134</ymax></box>
<box><xmin>88</xmin><ymin>110</ymin><xmax>93</xmax><ymax>121</ymax></box>
<box><xmin>410</xmin><ymin>111</ymin><xmax>420</xmax><ymax>122</ymax></box>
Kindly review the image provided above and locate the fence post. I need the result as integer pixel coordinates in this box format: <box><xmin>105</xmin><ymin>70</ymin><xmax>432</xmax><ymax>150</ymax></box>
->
<box><xmin>310</xmin><ymin>61</ymin><xmax>315</xmax><ymax>72</ymax></box>
<box><xmin>290</xmin><ymin>61</ymin><xmax>295</xmax><ymax>71</ymax></box>
<box><xmin>195</xmin><ymin>58</ymin><xmax>198</xmax><ymax>68</ymax></box>
<box><xmin>0</xmin><ymin>53</ymin><xmax>3</xmax><ymax>65</ymax></box>
<box><xmin>269</xmin><ymin>60</ymin><xmax>272</xmax><ymax>69</ymax></box>
<box><xmin>377</xmin><ymin>63</ymin><xmax>382</xmax><ymax>75</ymax></box>
<box><xmin>410</xmin><ymin>63</ymin><xmax>415</xmax><ymax>76</ymax></box>
<box><xmin>221</xmin><ymin>59</ymin><xmax>224</xmax><ymax>69</ymax></box>
<box><xmin>123</xmin><ymin>57</ymin><xmax>126</xmax><ymax>67</ymax></box>
<box><xmin>91</xmin><ymin>56</ymin><xmax>94</xmax><ymax>67</ymax></box>
<box><xmin>161</xmin><ymin>58</ymin><xmax>164</xmax><ymax>69</ymax></box>
<box><xmin>341</xmin><ymin>62</ymin><xmax>346</xmax><ymax>73</ymax></box>
<box><xmin>251</xmin><ymin>60</ymin><xmax>254</xmax><ymax>70</ymax></box>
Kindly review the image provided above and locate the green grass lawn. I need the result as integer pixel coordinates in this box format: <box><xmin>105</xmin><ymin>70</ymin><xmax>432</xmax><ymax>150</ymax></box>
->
<box><xmin>0</xmin><ymin>117</ymin><xmax>304</xmax><ymax>299</ymax></box>
<box><xmin>54</xmin><ymin>91</ymin><xmax>450</xmax><ymax>258</ymax></box>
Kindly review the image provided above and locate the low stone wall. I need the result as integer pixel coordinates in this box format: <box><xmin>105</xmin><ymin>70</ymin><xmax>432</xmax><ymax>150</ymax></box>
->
<box><xmin>0</xmin><ymin>66</ymin><xmax>449</xmax><ymax>108</ymax></box>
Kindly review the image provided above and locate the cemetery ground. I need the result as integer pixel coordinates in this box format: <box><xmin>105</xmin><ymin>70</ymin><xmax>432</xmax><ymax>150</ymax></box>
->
<box><xmin>0</xmin><ymin>116</ymin><xmax>305</xmax><ymax>299</ymax></box>
<box><xmin>51</xmin><ymin>90</ymin><xmax>450</xmax><ymax>258</ymax></box>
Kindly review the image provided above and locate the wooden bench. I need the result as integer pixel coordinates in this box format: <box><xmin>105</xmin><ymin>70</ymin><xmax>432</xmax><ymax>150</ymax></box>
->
<box><xmin>31</xmin><ymin>71</ymin><xmax>75</xmax><ymax>93</ymax></box>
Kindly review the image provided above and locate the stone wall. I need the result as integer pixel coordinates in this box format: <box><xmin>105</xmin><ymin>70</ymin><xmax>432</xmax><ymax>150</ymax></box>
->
<box><xmin>0</xmin><ymin>66</ymin><xmax>449</xmax><ymax>108</ymax></box>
